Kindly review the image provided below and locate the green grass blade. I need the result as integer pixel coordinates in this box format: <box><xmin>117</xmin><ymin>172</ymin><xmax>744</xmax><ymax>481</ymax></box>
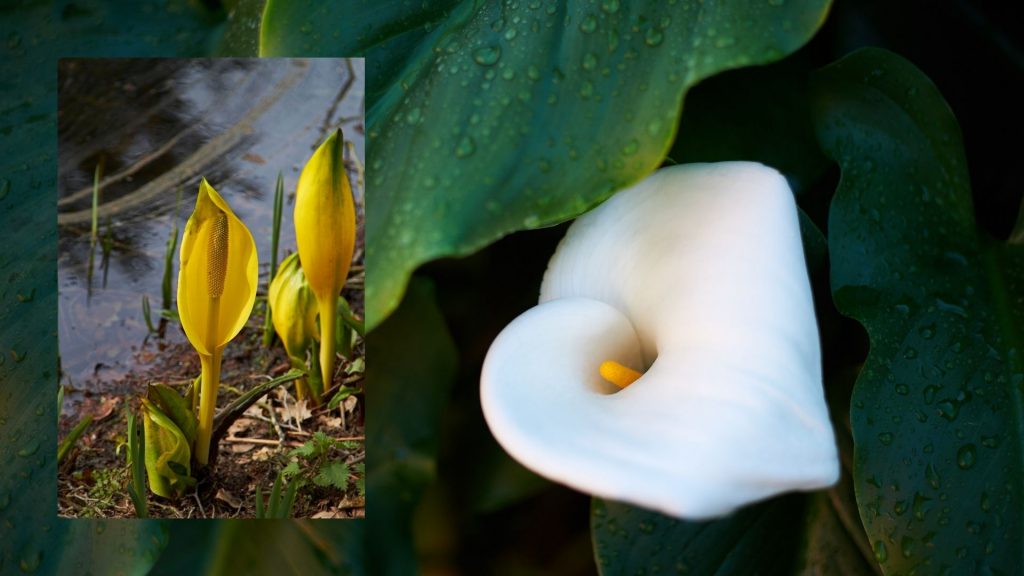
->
<box><xmin>126</xmin><ymin>410</ymin><xmax>148</xmax><ymax>518</ymax></box>
<box><xmin>57</xmin><ymin>414</ymin><xmax>93</xmax><ymax>465</ymax></box>
<box><xmin>254</xmin><ymin>483</ymin><xmax>265</xmax><ymax>519</ymax></box>
<box><xmin>281</xmin><ymin>476</ymin><xmax>299</xmax><ymax>518</ymax></box>
<box><xmin>90</xmin><ymin>160</ymin><xmax>101</xmax><ymax>247</ymax></box>
<box><xmin>56</xmin><ymin>385</ymin><xmax>63</xmax><ymax>425</ymax></box>
<box><xmin>268</xmin><ymin>471</ymin><xmax>283</xmax><ymax>518</ymax></box>
<box><xmin>262</xmin><ymin>171</ymin><xmax>284</xmax><ymax>347</ymax></box>
<box><xmin>142</xmin><ymin>295</ymin><xmax>155</xmax><ymax>333</ymax></box>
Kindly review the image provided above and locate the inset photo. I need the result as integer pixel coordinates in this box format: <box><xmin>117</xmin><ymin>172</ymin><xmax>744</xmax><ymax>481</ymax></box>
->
<box><xmin>57</xmin><ymin>58</ymin><xmax>365</xmax><ymax>519</ymax></box>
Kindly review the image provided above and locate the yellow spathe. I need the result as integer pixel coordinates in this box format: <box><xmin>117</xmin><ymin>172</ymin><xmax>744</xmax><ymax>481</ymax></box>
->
<box><xmin>178</xmin><ymin>178</ymin><xmax>258</xmax><ymax>465</ymax></box>
<box><xmin>178</xmin><ymin>178</ymin><xmax>258</xmax><ymax>356</ymax></box>
<box><xmin>294</xmin><ymin>129</ymin><xmax>356</xmax><ymax>389</ymax></box>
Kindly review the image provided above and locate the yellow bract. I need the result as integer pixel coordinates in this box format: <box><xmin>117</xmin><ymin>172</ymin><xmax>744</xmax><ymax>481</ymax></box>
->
<box><xmin>178</xmin><ymin>178</ymin><xmax>258</xmax><ymax>465</ymax></box>
<box><xmin>178</xmin><ymin>179</ymin><xmax>258</xmax><ymax>356</ymax></box>
<box><xmin>294</xmin><ymin>129</ymin><xmax>356</xmax><ymax>389</ymax></box>
<box><xmin>269</xmin><ymin>252</ymin><xmax>318</xmax><ymax>358</ymax></box>
<box><xmin>269</xmin><ymin>251</ymin><xmax>320</xmax><ymax>401</ymax></box>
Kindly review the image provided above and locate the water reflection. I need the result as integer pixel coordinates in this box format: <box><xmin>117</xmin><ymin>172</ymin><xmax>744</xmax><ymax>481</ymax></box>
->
<box><xmin>58</xmin><ymin>58</ymin><xmax>365</xmax><ymax>388</ymax></box>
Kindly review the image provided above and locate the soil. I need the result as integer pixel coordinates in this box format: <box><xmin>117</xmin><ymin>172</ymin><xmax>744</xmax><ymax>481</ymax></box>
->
<box><xmin>57</xmin><ymin>265</ymin><xmax>366</xmax><ymax>520</ymax></box>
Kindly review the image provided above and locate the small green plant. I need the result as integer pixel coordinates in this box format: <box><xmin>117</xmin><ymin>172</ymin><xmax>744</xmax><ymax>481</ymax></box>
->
<box><xmin>254</xmin><ymin>468</ymin><xmax>298</xmax><ymax>519</ymax></box>
<box><xmin>281</xmin><ymin>431</ymin><xmax>361</xmax><ymax>495</ymax></box>
<box><xmin>72</xmin><ymin>467</ymin><xmax>125</xmax><ymax>518</ymax></box>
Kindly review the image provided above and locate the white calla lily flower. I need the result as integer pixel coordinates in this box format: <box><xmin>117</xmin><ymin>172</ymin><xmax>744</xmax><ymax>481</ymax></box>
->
<box><xmin>480</xmin><ymin>162</ymin><xmax>839</xmax><ymax>520</ymax></box>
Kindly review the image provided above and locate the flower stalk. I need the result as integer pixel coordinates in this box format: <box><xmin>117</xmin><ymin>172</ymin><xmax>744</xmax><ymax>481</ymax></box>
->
<box><xmin>178</xmin><ymin>179</ymin><xmax>257</xmax><ymax>466</ymax></box>
<box><xmin>294</xmin><ymin>129</ymin><xmax>356</xmax><ymax>393</ymax></box>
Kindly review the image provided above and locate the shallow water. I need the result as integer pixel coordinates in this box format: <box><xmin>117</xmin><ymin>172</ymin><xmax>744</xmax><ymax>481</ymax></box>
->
<box><xmin>57</xmin><ymin>58</ymin><xmax>364</xmax><ymax>391</ymax></box>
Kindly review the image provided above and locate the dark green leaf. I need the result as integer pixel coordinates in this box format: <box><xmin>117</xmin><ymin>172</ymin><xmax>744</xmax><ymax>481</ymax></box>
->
<box><xmin>0</xmin><ymin>2</ymin><xmax>230</xmax><ymax>572</ymax></box>
<box><xmin>812</xmin><ymin>47</ymin><xmax>1024</xmax><ymax>575</ymax></box>
<box><xmin>155</xmin><ymin>521</ymin><xmax>362</xmax><ymax>576</ymax></box>
<box><xmin>592</xmin><ymin>496</ymin><xmax>806</xmax><ymax>575</ymax></box>
<box><xmin>233</xmin><ymin>0</ymin><xmax>831</xmax><ymax>328</ymax></box>
<box><xmin>366</xmin><ymin>277</ymin><xmax>458</xmax><ymax>575</ymax></box>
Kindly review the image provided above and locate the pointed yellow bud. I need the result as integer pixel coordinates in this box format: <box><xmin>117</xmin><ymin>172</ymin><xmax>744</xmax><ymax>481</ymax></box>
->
<box><xmin>269</xmin><ymin>252</ymin><xmax>321</xmax><ymax>401</ymax></box>
<box><xmin>294</xmin><ymin>129</ymin><xmax>356</xmax><ymax>390</ymax></box>
<box><xmin>178</xmin><ymin>178</ymin><xmax>258</xmax><ymax>465</ymax></box>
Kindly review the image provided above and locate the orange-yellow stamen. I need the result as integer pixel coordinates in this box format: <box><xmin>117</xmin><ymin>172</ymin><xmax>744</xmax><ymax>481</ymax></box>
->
<box><xmin>599</xmin><ymin>360</ymin><xmax>642</xmax><ymax>389</ymax></box>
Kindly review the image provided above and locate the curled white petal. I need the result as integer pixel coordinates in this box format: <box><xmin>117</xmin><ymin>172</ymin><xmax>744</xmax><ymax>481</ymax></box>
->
<box><xmin>481</xmin><ymin>162</ymin><xmax>839</xmax><ymax>519</ymax></box>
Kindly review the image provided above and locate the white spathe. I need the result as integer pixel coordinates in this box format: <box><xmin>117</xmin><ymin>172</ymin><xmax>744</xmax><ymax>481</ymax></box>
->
<box><xmin>480</xmin><ymin>162</ymin><xmax>839</xmax><ymax>520</ymax></box>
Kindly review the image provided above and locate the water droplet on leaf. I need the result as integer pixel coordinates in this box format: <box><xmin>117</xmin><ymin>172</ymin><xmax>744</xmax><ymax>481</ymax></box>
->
<box><xmin>874</xmin><ymin>540</ymin><xmax>888</xmax><ymax>563</ymax></box>
<box><xmin>473</xmin><ymin>46</ymin><xmax>502</xmax><ymax>66</ymax></box>
<box><xmin>644</xmin><ymin>29</ymin><xmax>664</xmax><ymax>46</ymax></box>
<box><xmin>957</xmin><ymin>444</ymin><xmax>976</xmax><ymax>469</ymax></box>
<box><xmin>454</xmin><ymin>135</ymin><xmax>476</xmax><ymax>158</ymax></box>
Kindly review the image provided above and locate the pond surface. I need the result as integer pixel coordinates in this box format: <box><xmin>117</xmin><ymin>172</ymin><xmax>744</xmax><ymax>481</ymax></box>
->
<box><xmin>57</xmin><ymin>58</ymin><xmax>364</xmax><ymax>392</ymax></box>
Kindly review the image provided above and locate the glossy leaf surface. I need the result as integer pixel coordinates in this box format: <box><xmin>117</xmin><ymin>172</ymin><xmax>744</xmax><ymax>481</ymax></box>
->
<box><xmin>592</xmin><ymin>496</ymin><xmax>805</xmax><ymax>575</ymax></box>
<box><xmin>0</xmin><ymin>2</ymin><xmax>219</xmax><ymax>573</ymax></box>
<box><xmin>813</xmin><ymin>48</ymin><xmax>1024</xmax><ymax>575</ymax></box>
<box><xmin>233</xmin><ymin>0</ymin><xmax>832</xmax><ymax>327</ymax></box>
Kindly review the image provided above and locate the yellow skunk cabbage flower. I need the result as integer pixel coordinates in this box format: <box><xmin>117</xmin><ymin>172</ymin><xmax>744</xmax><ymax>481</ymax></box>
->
<box><xmin>294</xmin><ymin>129</ymin><xmax>356</xmax><ymax>391</ymax></box>
<box><xmin>178</xmin><ymin>178</ymin><xmax>258</xmax><ymax>466</ymax></box>
<box><xmin>269</xmin><ymin>251</ymin><xmax>321</xmax><ymax>402</ymax></box>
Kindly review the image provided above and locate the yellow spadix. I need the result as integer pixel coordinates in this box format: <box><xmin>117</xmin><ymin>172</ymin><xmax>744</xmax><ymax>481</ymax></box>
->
<box><xmin>178</xmin><ymin>178</ymin><xmax>258</xmax><ymax>466</ymax></box>
<box><xmin>294</xmin><ymin>129</ymin><xmax>356</xmax><ymax>391</ymax></box>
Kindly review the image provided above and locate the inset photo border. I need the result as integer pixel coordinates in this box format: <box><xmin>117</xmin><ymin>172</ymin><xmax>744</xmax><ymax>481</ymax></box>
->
<box><xmin>57</xmin><ymin>58</ymin><xmax>365</xmax><ymax>519</ymax></box>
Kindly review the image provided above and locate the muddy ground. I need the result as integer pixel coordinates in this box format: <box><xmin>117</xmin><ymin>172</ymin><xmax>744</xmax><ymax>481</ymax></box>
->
<box><xmin>57</xmin><ymin>267</ymin><xmax>366</xmax><ymax>520</ymax></box>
